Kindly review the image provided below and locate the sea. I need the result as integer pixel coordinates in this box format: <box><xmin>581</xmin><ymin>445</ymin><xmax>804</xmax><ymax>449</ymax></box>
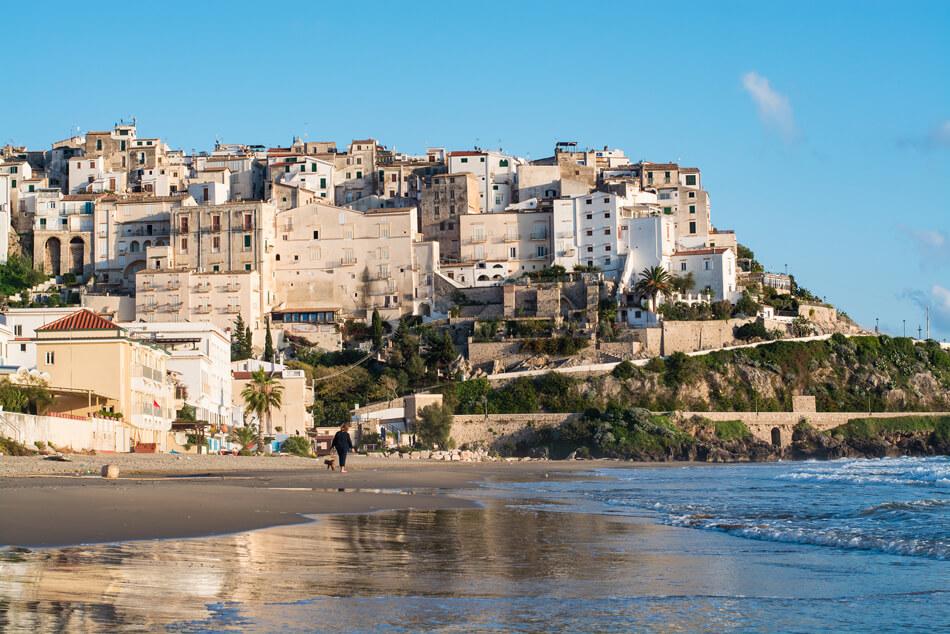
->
<box><xmin>1</xmin><ymin>457</ymin><xmax>948</xmax><ymax>632</ymax></box>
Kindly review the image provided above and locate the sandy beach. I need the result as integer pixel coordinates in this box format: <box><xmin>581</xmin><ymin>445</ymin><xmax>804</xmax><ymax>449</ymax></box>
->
<box><xmin>0</xmin><ymin>453</ymin><xmax>604</xmax><ymax>548</ymax></box>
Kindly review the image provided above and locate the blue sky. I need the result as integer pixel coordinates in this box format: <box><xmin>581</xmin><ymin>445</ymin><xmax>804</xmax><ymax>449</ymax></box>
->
<box><xmin>5</xmin><ymin>1</ymin><xmax>949</xmax><ymax>338</ymax></box>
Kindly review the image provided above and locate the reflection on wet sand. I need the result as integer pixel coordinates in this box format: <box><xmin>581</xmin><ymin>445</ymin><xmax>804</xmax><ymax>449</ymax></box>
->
<box><xmin>0</xmin><ymin>501</ymin><xmax>672</xmax><ymax>631</ymax></box>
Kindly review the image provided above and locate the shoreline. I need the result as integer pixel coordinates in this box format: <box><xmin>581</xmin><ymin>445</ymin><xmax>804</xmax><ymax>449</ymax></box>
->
<box><xmin>0</xmin><ymin>454</ymin><xmax>613</xmax><ymax>548</ymax></box>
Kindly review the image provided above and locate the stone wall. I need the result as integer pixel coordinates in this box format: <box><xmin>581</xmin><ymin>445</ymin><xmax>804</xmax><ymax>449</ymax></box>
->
<box><xmin>451</xmin><ymin>412</ymin><xmax>578</xmax><ymax>449</ymax></box>
<box><xmin>467</xmin><ymin>339</ymin><xmax>528</xmax><ymax>370</ymax></box>
<box><xmin>660</xmin><ymin>318</ymin><xmax>753</xmax><ymax>355</ymax></box>
<box><xmin>675</xmin><ymin>410</ymin><xmax>950</xmax><ymax>447</ymax></box>
<box><xmin>597</xmin><ymin>340</ymin><xmax>643</xmax><ymax>361</ymax></box>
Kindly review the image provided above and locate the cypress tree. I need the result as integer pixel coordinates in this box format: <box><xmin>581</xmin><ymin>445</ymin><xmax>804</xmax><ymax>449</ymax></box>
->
<box><xmin>371</xmin><ymin>309</ymin><xmax>383</xmax><ymax>349</ymax></box>
<box><xmin>263</xmin><ymin>317</ymin><xmax>275</xmax><ymax>363</ymax></box>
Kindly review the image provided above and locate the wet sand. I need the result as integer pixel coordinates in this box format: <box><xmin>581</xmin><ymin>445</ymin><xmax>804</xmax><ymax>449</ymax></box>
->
<box><xmin>0</xmin><ymin>454</ymin><xmax>609</xmax><ymax>548</ymax></box>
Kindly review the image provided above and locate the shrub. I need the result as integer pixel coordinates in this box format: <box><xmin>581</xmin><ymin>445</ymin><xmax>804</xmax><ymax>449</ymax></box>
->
<box><xmin>416</xmin><ymin>403</ymin><xmax>453</xmax><ymax>449</ymax></box>
<box><xmin>281</xmin><ymin>436</ymin><xmax>312</xmax><ymax>457</ymax></box>
<box><xmin>831</xmin><ymin>416</ymin><xmax>950</xmax><ymax>440</ymax></box>
<box><xmin>0</xmin><ymin>436</ymin><xmax>36</xmax><ymax>456</ymax></box>
<box><xmin>713</xmin><ymin>420</ymin><xmax>752</xmax><ymax>441</ymax></box>
<box><xmin>612</xmin><ymin>360</ymin><xmax>637</xmax><ymax>380</ymax></box>
<box><xmin>735</xmin><ymin>320</ymin><xmax>769</xmax><ymax>341</ymax></box>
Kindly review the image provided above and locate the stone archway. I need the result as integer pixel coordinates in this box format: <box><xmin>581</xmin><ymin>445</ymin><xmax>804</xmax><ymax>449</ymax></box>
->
<box><xmin>69</xmin><ymin>237</ymin><xmax>85</xmax><ymax>275</ymax></box>
<box><xmin>124</xmin><ymin>260</ymin><xmax>146</xmax><ymax>279</ymax></box>
<box><xmin>45</xmin><ymin>237</ymin><xmax>62</xmax><ymax>276</ymax></box>
<box><xmin>771</xmin><ymin>427</ymin><xmax>782</xmax><ymax>447</ymax></box>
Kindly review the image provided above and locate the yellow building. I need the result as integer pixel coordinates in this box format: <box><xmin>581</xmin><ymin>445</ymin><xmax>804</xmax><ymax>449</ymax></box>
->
<box><xmin>34</xmin><ymin>309</ymin><xmax>175</xmax><ymax>448</ymax></box>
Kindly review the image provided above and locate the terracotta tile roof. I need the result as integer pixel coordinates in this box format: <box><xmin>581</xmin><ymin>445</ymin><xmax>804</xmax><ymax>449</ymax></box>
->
<box><xmin>36</xmin><ymin>309</ymin><xmax>120</xmax><ymax>332</ymax></box>
<box><xmin>448</xmin><ymin>151</ymin><xmax>485</xmax><ymax>157</ymax></box>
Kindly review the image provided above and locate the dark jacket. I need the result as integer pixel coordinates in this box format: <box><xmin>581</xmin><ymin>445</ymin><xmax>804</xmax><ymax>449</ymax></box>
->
<box><xmin>331</xmin><ymin>430</ymin><xmax>353</xmax><ymax>453</ymax></box>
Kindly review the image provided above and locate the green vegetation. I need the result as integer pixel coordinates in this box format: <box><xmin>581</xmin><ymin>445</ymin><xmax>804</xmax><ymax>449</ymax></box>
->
<box><xmin>634</xmin><ymin>265</ymin><xmax>672</xmax><ymax>310</ymax></box>
<box><xmin>281</xmin><ymin>435</ymin><xmax>313</xmax><ymax>457</ymax></box>
<box><xmin>231</xmin><ymin>315</ymin><xmax>253</xmax><ymax>361</ymax></box>
<box><xmin>525</xmin><ymin>265</ymin><xmax>569</xmax><ymax>282</ymax></box>
<box><xmin>263</xmin><ymin>317</ymin><xmax>275</xmax><ymax>363</ymax></box>
<box><xmin>0</xmin><ymin>378</ymin><xmax>52</xmax><ymax>415</ymax></box>
<box><xmin>734</xmin><ymin>320</ymin><xmax>770</xmax><ymax>341</ymax></box>
<box><xmin>0</xmin><ymin>255</ymin><xmax>47</xmax><ymax>300</ymax></box>
<box><xmin>611</xmin><ymin>360</ymin><xmax>637</xmax><ymax>380</ymax></box>
<box><xmin>0</xmin><ymin>436</ymin><xmax>36</xmax><ymax>456</ymax></box>
<box><xmin>229</xmin><ymin>424</ymin><xmax>258</xmax><ymax>455</ymax></box>
<box><xmin>241</xmin><ymin>368</ymin><xmax>284</xmax><ymax>452</ymax></box>
<box><xmin>737</xmin><ymin>244</ymin><xmax>764</xmax><ymax>272</ymax></box>
<box><xmin>371</xmin><ymin>309</ymin><xmax>384</xmax><ymax>349</ymax></box>
<box><xmin>658</xmin><ymin>300</ymin><xmax>733</xmax><ymax>321</ymax></box>
<box><xmin>416</xmin><ymin>403</ymin><xmax>453</xmax><ymax>449</ymax></box>
<box><xmin>713</xmin><ymin>420</ymin><xmax>752</xmax><ymax>441</ymax></box>
<box><xmin>831</xmin><ymin>416</ymin><xmax>950</xmax><ymax>440</ymax></box>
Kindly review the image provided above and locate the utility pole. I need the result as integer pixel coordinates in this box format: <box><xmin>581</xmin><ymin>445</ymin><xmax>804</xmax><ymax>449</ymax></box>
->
<box><xmin>918</xmin><ymin>325</ymin><xmax>923</xmax><ymax>340</ymax></box>
<box><xmin>875</xmin><ymin>317</ymin><xmax>879</xmax><ymax>334</ymax></box>
<box><xmin>903</xmin><ymin>319</ymin><xmax>906</xmax><ymax>337</ymax></box>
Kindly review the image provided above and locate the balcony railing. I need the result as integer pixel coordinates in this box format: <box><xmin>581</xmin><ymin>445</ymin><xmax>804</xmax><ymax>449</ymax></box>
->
<box><xmin>194</xmin><ymin>284</ymin><xmax>212</xmax><ymax>293</ymax></box>
<box><xmin>340</xmin><ymin>256</ymin><xmax>357</xmax><ymax>266</ymax></box>
<box><xmin>530</xmin><ymin>232</ymin><xmax>548</xmax><ymax>241</ymax></box>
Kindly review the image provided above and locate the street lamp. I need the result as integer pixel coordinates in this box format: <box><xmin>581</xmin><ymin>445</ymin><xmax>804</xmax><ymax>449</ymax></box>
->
<box><xmin>875</xmin><ymin>317</ymin><xmax>879</xmax><ymax>334</ymax></box>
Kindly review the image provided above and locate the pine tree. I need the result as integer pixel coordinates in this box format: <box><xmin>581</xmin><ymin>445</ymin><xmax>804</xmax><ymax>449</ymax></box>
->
<box><xmin>371</xmin><ymin>309</ymin><xmax>383</xmax><ymax>350</ymax></box>
<box><xmin>244</xmin><ymin>325</ymin><xmax>253</xmax><ymax>358</ymax></box>
<box><xmin>231</xmin><ymin>315</ymin><xmax>250</xmax><ymax>361</ymax></box>
<box><xmin>263</xmin><ymin>317</ymin><xmax>275</xmax><ymax>363</ymax></box>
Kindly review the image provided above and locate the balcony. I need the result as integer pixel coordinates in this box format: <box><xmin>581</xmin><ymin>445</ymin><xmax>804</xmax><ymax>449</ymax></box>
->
<box><xmin>504</xmin><ymin>233</ymin><xmax>519</xmax><ymax>243</ymax></box>
<box><xmin>222</xmin><ymin>304</ymin><xmax>240</xmax><ymax>313</ymax></box>
<box><xmin>222</xmin><ymin>283</ymin><xmax>241</xmax><ymax>293</ymax></box>
<box><xmin>340</xmin><ymin>256</ymin><xmax>357</xmax><ymax>266</ymax></box>
<box><xmin>194</xmin><ymin>305</ymin><xmax>212</xmax><ymax>314</ymax></box>
<box><xmin>529</xmin><ymin>232</ymin><xmax>549</xmax><ymax>241</ymax></box>
<box><xmin>165</xmin><ymin>281</ymin><xmax>180</xmax><ymax>291</ymax></box>
<box><xmin>194</xmin><ymin>284</ymin><xmax>212</xmax><ymax>293</ymax></box>
<box><xmin>469</xmin><ymin>235</ymin><xmax>487</xmax><ymax>244</ymax></box>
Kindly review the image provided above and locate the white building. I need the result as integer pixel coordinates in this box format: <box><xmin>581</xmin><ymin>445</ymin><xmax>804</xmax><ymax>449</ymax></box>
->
<box><xmin>68</xmin><ymin>156</ymin><xmax>126</xmax><ymax>194</ymax></box>
<box><xmin>669</xmin><ymin>247</ymin><xmax>739</xmax><ymax>302</ymax></box>
<box><xmin>447</xmin><ymin>150</ymin><xmax>523</xmax><ymax>212</ymax></box>
<box><xmin>121</xmin><ymin>322</ymin><xmax>233</xmax><ymax>429</ymax></box>
<box><xmin>0</xmin><ymin>307</ymin><xmax>79</xmax><ymax>370</ymax></box>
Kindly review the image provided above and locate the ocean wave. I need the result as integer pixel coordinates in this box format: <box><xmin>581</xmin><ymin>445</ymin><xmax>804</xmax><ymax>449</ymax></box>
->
<box><xmin>666</xmin><ymin>515</ymin><xmax>950</xmax><ymax>560</ymax></box>
<box><xmin>860</xmin><ymin>499</ymin><xmax>950</xmax><ymax>515</ymax></box>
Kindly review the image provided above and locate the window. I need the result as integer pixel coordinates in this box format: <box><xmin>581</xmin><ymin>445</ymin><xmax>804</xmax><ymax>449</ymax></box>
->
<box><xmin>688</xmin><ymin>191</ymin><xmax>696</xmax><ymax>199</ymax></box>
<box><xmin>212</xmin><ymin>236</ymin><xmax>220</xmax><ymax>253</ymax></box>
<box><xmin>212</xmin><ymin>264</ymin><xmax>220</xmax><ymax>272</ymax></box>
<box><xmin>10</xmin><ymin>180</ymin><xmax>14</xmax><ymax>188</ymax></box>
<box><xmin>20</xmin><ymin>344</ymin><xmax>26</xmax><ymax>352</ymax></box>
<box><xmin>320</xmin><ymin>177</ymin><xmax>326</xmax><ymax>189</ymax></box>
<box><xmin>179</xmin><ymin>217</ymin><xmax>189</xmax><ymax>233</ymax></box>
<box><xmin>509</xmin><ymin>247</ymin><xmax>516</xmax><ymax>258</ymax></box>
<box><xmin>311</xmin><ymin>163</ymin><xmax>318</xmax><ymax>172</ymax></box>
<box><xmin>244</xmin><ymin>264</ymin><xmax>252</xmax><ymax>271</ymax></box>
<box><xmin>536</xmin><ymin>246</ymin><xmax>548</xmax><ymax>258</ymax></box>
<box><xmin>499</xmin><ymin>159</ymin><xmax>509</xmax><ymax>167</ymax></box>
<box><xmin>211</xmin><ymin>215</ymin><xmax>221</xmax><ymax>231</ymax></box>
<box><xmin>647</xmin><ymin>172</ymin><xmax>653</xmax><ymax>184</ymax></box>
<box><xmin>704</xmin><ymin>260</ymin><xmax>711</xmax><ymax>271</ymax></box>
<box><xmin>313</xmin><ymin>230</ymin><xmax>320</xmax><ymax>239</ymax></box>
<box><xmin>180</xmin><ymin>237</ymin><xmax>188</xmax><ymax>252</ymax></box>
<box><xmin>664</xmin><ymin>171</ymin><xmax>671</xmax><ymax>183</ymax></box>
<box><xmin>604</xmin><ymin>212</ymin><xmax>610</xmax><ymax>218</ymax></box>
<box><xmin>680</xmin><ymin>262</ymin><xmax>687</xmax><ymax>272</ymax></box>
<box><xmin>586</xmin><ymin>214</ymin><xmax>593</xmax><ymax>220</ymax></box>
<box><xmin>685</xmin><ymin>174</ymin><xmax>697</xmax><ymax>186</ymax></box>
<box><xmin>663</xmin><ymin>207</ymin><xmax>672</xmax><ymax>215</ymax></box>
<box><xmin>202</xmin><ymin>187</ymin><xmax>209</xmax><ymax>202</ymax></box>
<box><xmin>13</xmin><ymin>325</ymin><xmax>22</xmax><ymax>336</ymax></box>
<box><xmin>45</xmin><ymin>351</ymin><xmax>55</xmax><ymax>365</ymax></box>
<box><xmin>585</xmin><ymin>199</ymin><xmax>592</xmax><ymax>205</ymax></box>
<box><xmin>689</xmin><ymin>221</ymin><xmax>696</xmax><ymax>234</ymax></box>
<box><xmin>605</xmin><ymin>257</ymin><xmax>611</xmax><ymax>265</ymax></box>
<box><xmin>378</xmin><ymin>223</ymin><xmax>390</xmax><ymax>238</ymax></box>
<box><xmin>689</xmin><ymin>205</ymin><xmax>696</xmax><ymax>214</ymax></box>
<box><xmin>604</xmin><ymin>228</ymin><xmax>611</xmax><ymax>235</ymax></box>
<box><xmin>356</xmin><ymin>171</ymin><xmax>362</xmax><ymax>179</ymax></box>
<box><xmin>587</xmin><ymin>246</ymin><xmax>593</xmax><ymax>253</ymax></box>
<box><xmin>243</xmin><ymin>234</ymin><xmax>252</xmax><ymax>250</ymax></box>
<box><xmin>96</xmin><ymin>139</ymin><xmax>102</xmax><ymax>151</ymax></box>
<box><xmin>586</xmin><ymin>229</ymin><xmax>593</xmax><ymax>236</ymax></box>
<box><xmin>460</xmin><ymin>157</ymin><xmax>468</xmax><ymax>163</ymax></box>
<box><xmin>275</xmin><ymin>254</ymin><xmax>281</xmax><ymax>261</ymax></box>
<box><xmin>28</xmin><ymin>184</ymin><xmax>34</xmax><ymax>192</ymax></box>
<box><xmin>243</xmin><ymin>214</ymin><xmax>252</xmax><ymax>230</ymax></box>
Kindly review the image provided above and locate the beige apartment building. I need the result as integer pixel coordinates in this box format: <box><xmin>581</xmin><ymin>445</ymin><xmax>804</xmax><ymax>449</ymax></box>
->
<box><xmin>34</xmin><ymin>309</ymin><xmax>176</xmax><ymax>448</ymax></box>
<box><xmin>419</xmin><ymin>172</ymin><xmax>481</xmax><ymax>261</ymax></box>
<box><xmin>440</xmin><ymin>210</ymin><xmax>552</xmax><ymax>286</ymax></box>
<box><xmin>640</xmin><ymin>163</ymin><xmax>712</xmax><ymax>248</ymax></box>
<box><xmin>169</xmin><ymin>201</ymin><xmax>276</xmax><ymax>275</ymax></box>
<box><xmin>333</xmin><ymin>139</ymin><xmax>379</xmax><ymax>204</ymax></box>
<box><xmin>270</xmin><ymin>202</ymin><xmax>438</xmax><ymax>327</ymax></box>
<box><xmin>231</xmin><ymin>360</ymin><xmax>313</xmax><ymax>437</ymax></box>
<box><xmin>93</xmin><ymin>194</ymin><xmax>190</xmax><ymax>289</ymax></box>
<box><xmin>135</xmin><ymin>253</ymin><xmax>267</xmax><ymax>348</ymax></box>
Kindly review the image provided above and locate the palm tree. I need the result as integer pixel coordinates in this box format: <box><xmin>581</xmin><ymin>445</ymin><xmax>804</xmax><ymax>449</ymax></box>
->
<box><xmin>230</xmin><ymin>423</ymin><xmax>258</xmax><ymax>455</ymax></box>
<box><xmin>634</xmin><ymin>265</ymin><xmax>673</xmax><ymax>312</ymax></box>
<box><xmin>241</xmin><ymin>368</ymin><xmax>284</xmax><ymax>453</ymax></box>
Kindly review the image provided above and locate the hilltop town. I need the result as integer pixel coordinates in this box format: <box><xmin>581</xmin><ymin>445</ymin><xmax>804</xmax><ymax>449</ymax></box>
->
<box><xmin>0</xmin><ymin>121</ymin><xmax>877</xmax><ymax>457</ymax></box>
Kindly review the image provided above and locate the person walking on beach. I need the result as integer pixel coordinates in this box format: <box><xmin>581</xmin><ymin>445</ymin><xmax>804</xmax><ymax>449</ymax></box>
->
<box><xmin>331</xmin><ymin>423</ymin><xmax>354</xmax><ymax>473</ymax></box>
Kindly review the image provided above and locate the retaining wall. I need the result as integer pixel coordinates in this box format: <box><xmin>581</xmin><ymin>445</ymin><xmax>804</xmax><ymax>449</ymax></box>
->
<box><xmin>0</xmin><ymin>411</ymin><xmax>160</xmax><ymax>453</ymax></box>
<box><xmin>451</xmin><ymin>413</ymin><xmax>578</xmax><ymax>449</ymax></box>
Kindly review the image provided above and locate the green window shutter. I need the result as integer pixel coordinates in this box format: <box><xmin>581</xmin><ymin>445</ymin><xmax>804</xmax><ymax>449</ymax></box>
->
<box><xmin>311</xmin><ymin>163</ymin><xmax>317</xmax><ymax>172</ymax></box>
<box><xmin>356</xmin><ymin>171</ymin><xmax>362</xmax><ymax>179</ymax></box>
<box><xmin>320</xmin><ymin>178</ymin><xmax>326</xmax><ymax>188</ymax></box>
<box><xmin>244</xmin><ymin>235</ymin><xmax>251</xmax><ymax>247</ymax></box>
